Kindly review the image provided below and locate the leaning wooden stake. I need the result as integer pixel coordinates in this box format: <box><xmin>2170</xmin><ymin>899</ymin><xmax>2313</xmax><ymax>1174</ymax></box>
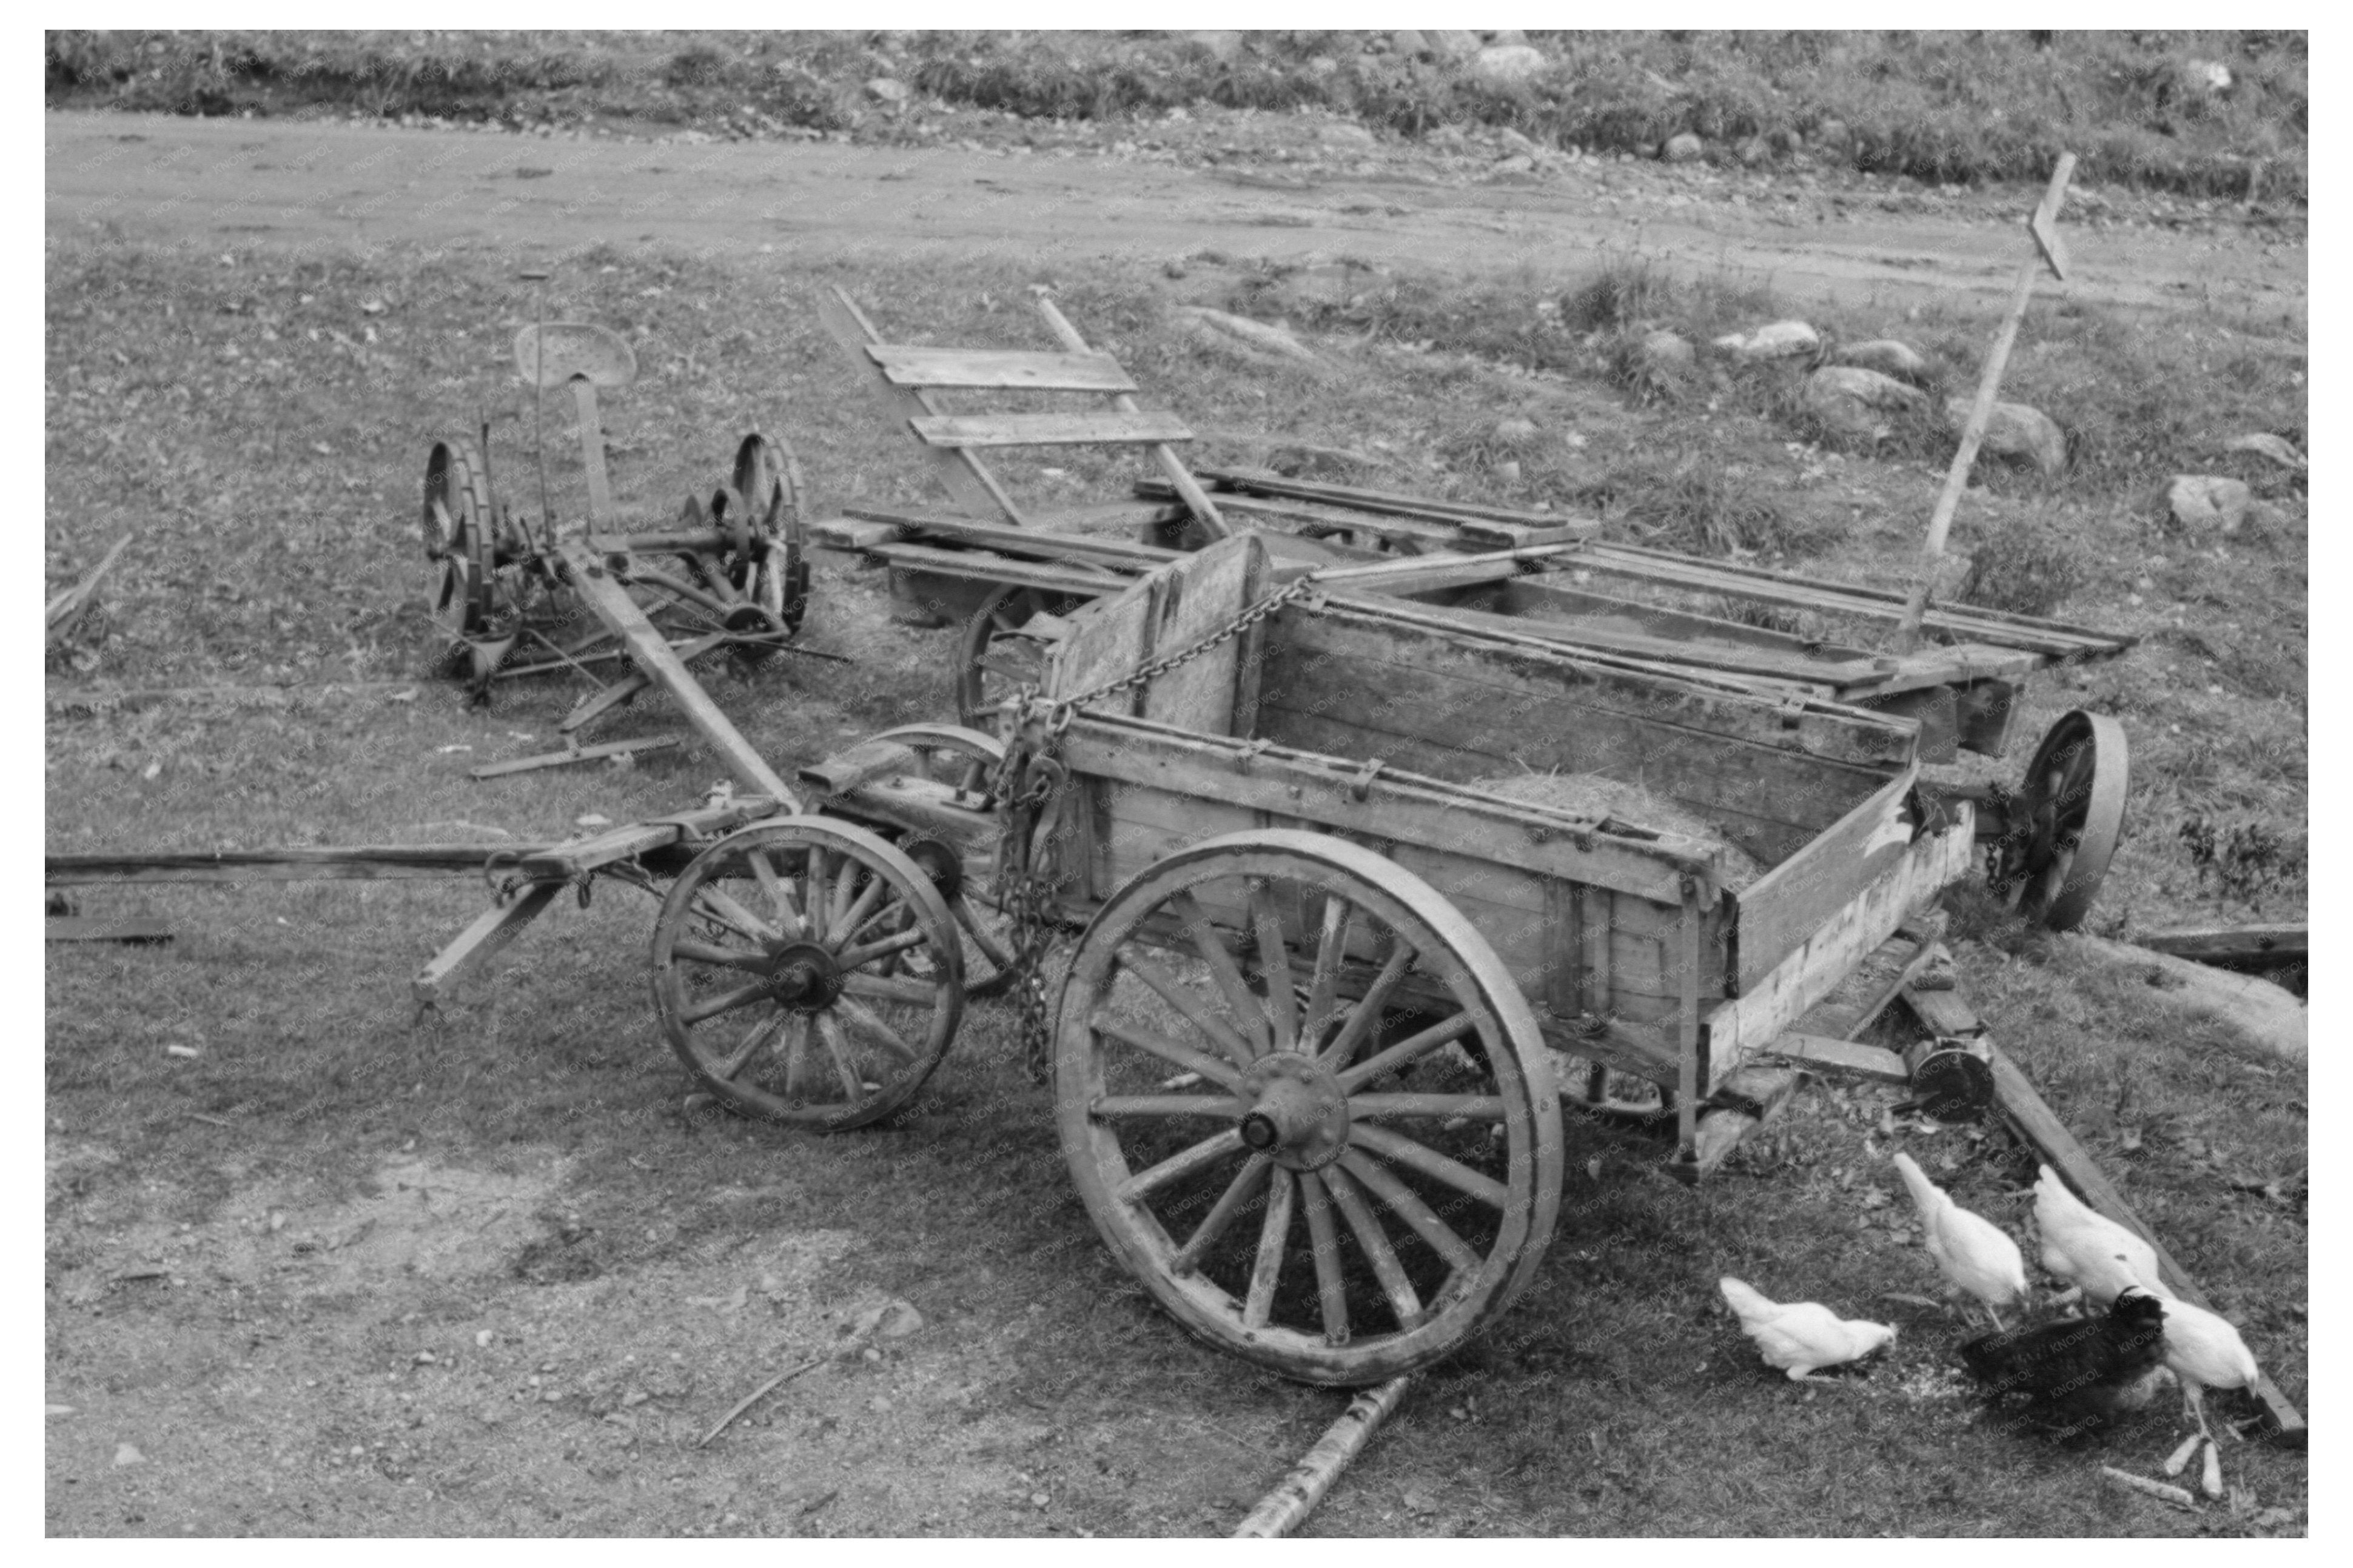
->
<box><xmin>1895</xmin><ymin>154</ymin><xmax>2075</xmax><ymax>648</ymax></box>
<box><xmin>1032</xmin><ymin>293</ymin><xmax>1231</xmax><ymax>540</ymax></box>
<box><xmin>1230</xmin><ymin>1375</ymin><xmax>1416</xmax><ymax>1538</ymax></box>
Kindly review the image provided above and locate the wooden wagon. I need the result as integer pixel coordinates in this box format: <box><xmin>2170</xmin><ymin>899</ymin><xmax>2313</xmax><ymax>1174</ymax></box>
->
<box><xmin>644</xmin><ymin>532</ymin><xmax>1999</xmax><ymax>1384</ymax></box>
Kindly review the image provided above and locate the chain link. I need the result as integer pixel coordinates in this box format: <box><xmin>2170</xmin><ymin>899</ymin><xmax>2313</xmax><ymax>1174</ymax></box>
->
<box><xmin>985</xmin><ymin>571</ymin><xmax>1325</xmax><ymax>1081</ymax></box>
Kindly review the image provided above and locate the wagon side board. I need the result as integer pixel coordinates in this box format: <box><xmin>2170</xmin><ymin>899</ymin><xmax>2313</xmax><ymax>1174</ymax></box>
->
<box><xmin>1701</xmin><ymin>803</ymin><xmax>1978</xmax><ymax>1094</ymax></box>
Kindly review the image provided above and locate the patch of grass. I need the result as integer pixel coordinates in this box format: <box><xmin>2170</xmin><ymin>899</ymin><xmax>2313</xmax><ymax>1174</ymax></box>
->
<box><xmin>45</xmin><ymin>30</ymin><xmax>2308</xmax><ymax>200</ymax></box>
<box><xmin>1956</xmin><ymin>508</ymin><xmax>2095</xmax><ymax>617</ymax></box>
<box><xmin>1576</xmin><ymin>447</ymin><xmax>1822</xmax><ymax>558</ymax></box>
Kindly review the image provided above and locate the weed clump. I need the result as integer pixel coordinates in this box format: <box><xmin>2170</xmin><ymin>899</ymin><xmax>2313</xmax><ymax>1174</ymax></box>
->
<box><xmin>1577</xmin><ymin>449</ymin><xmax>1822</xmax><ymax>558</ymax></box>
<box><xmin>1955</xmin><ymin>511</ymin><xmax>2093</xmax><ymax>617</ymax></box>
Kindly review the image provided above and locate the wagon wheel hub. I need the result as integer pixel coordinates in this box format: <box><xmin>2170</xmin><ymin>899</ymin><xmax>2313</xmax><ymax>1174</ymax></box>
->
<box><xmin>1237</xmin><ymin>1052</ymin><xmax>1350</xmax><ymax>1171</ymax></box>
<box><xmin>763</xmin><ymin>940</ymin><xmax>844</xmax><ymax>1011</ymax></box>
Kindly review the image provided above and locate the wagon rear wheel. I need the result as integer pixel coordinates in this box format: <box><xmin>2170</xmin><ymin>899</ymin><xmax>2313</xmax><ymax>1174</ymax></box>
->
<box><xmin>1991</xmin><ymin>710</ymin><xmax>2127</xmax><ymax>931</ymax></box>
<box><xmin>956</xmin><ymin>585</ymin><xmax>1090</xmax><ymax>734</ymax></box>
<box><xmin>731</xmin><ymin>433</ymin><xmax>810</xmax><ymax>637</ymax></box>
<box><xmin>1056</xmin><ymin>829</ymin><xmax>1563</xmax><ymax>1386</ymax></box>
<box><xmin>651</xmin><ymin>818</ymin><xmax>963</xmax><ymax>1128</ymax></box>
<box><xmin>861</xmin><ymin>724</ymin><xmax>1021</xmax><ymax>1001</ymax></box>
<box><xmin>423</xmin><ymin>438</ymin><xmax>497</xmax><ymax>640</ymax></box>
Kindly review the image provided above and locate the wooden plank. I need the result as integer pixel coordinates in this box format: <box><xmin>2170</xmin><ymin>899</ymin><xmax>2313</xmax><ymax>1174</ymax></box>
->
<box><xmin>45</xmin><ymin>916</ymin><xmax>172</xmax><ymax>944</ymax></box>
<box><xmin>1059</xmin><ymin>716</ymin><xmax>1699</xmax><ymax>906</ymax></box>
<box><xmin>1690</xmin><ymin>1064</ymin><xmax>1801</xmax><ymax>1177</ymax></box>
<box><xmin>1196</xmin><ymin>466</ymin><xmax>1594</xmax><ymax>535</ymax></box>
<box><xmin>471</xmin><ymin>735</ymin><xmax>683</xmax><ymax>778</ymax></box>
<box><xmin>870</xmin><ymin>538</ymin><xmax>1127</xmax><ymax>588</ymax></box>
<box><xmin>1700</xmin><ymin>810</ymin><xmax>1977</xmax><ymax>1087</ymax></box>
<box><xmin>45</xmin><ymin>844</ymin><xmax>563</xmax><ymax>885</ymax></box>
<box><xmin>1046</xmin><ymin>568</ymin><xmax>1159</xmax><ymax>718</ymax></box>
<box><xmin>797</xmin><ymin>739</ymin><xmax>921</xmax><ymax>798</ymax></box>
<box><xmin>554</xmin><ymin>541</ymin><xmax>797</xmax><ymax>805</ymax></box>
<box><xmin>864</xmin><ymin>344</ymin><xmax>1137</xmax><ymax>392</ymax></box>
<box><xmin>1475</xmin><ymin>575</ymin><xmax>1877</xmax><ymax>660</ymax></box>
<box><xmin>1986</xmin><ymin>1042</ymin><xmax>2308</xmax><ymax>1449</ymax></box>
<box><xmin>1308</xmin><ymin>594</ymin><xmax>1920</xmax><ymax>770</ymax></box>
<box><xmin>562</xmin><ymin>635</ymin><xmax>728</xmax><ymax>733</ymax></box>
<box><xmin>1309</xmin><ymin>545</ymin><xmax>1581</xmax><ymax>598</ymax></box>
<box><xmin>1143</xmin><ymin>484</ymin><xmax>1483</xmax><ymax>551</ymax></box>
<box><xmin>412</xmin><ymin>883</ymin><xmax>562</xmax><ymax>1008</ymax></box>
<box><xmin>1033</xmin><ymin>297</ymin><xmax>1229</xmax><ymax>540</ymax></box>
<box><xmin>1027</xmin><ymin>498</ymin><xmax>1192</xmax><ymax>536</ymax></box>
<box><xmin>817</xmin><ymin>287</ymin><xmax>1023</xmax><ymax>524</ymax></box>
<box><xmin>1141</xmin><ymin>534</ymin><xmax>1264</xmax><ymax>737</ymax></box>
<box><xmin>1399</xmin><ymin>584</ymin><xmax>1876</xmax><ymax>686</ymax></box>
<box><xmin>1853</xmin><ymin>685</ymin><xmax>1959</xmax><ymax>765</ymax></box>
<box><xmin>2138</xmin><ymin>924</ymin><xmax>2306</xmax><ymax>968</ymax></box>
<box><xmin>1768</xmin><ymin>1032</ymin><xmax>1912</xmax><ymax>1083</ymax></box>
<box><xmin>1732</xmin><ymin>770</ymin><xmax>1919</xmax><ymax>992</ymax></box>
<box><xmin>848</xmin><ymin>508</ymin><xmax>1178</xmax><ymax>570</ymax></box>
<box><xmin>909</xmin><ymin>410</ymin><xmax>1196</xmax><ymax>449</ymax></box>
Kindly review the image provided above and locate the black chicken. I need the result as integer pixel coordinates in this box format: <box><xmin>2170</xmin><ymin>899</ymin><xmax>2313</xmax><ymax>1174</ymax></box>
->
<box><xmin>1958</xmin><ymin>1287</ymin><xmax>2174</xmax><ymax>1442</ymax></box>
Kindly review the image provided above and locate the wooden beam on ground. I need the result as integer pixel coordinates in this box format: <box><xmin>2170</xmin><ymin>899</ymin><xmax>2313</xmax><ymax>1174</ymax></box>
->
<box><xmin>1230</xmin><ymin>1375</ymin><xmax>1417</xmax><ymax>1538</ymax></box>
<box><xmin>843</xmin><ymin>508</ymin><xmax>1178</xmax><ymax>571</ymax></box>
<box><xmin>45</xmin><ymin>916</ymin><xmax>173</xmax><ymax>945</ymax></box>
<box><xmin>411</xmin><ymin>883</ymin><xmax>562</xmax><ymax>1010</ymax></box>
<box><xmin>2139</xmin><ymin>924</ymin><xmax>2306</xmax><ymax>973</ymax></box>
<box><xmin>1034</xmin><ymin>296</ymin><xmax>1231</xmax><ymax>539</ymax></box>
<box><xmin>1986</xmin><ymin>1041</ymin><xmax>2307</xmax><ymax>1449</ymax></box>
<box><xmin>469</xmin><ymin>734</ymin><xmax>683</xmax><ymax>779</ymax></box>
<box><xmin>1195</xmin><ymin>466</ymin><xmax>1593</xmax><ymax>541</ymax></box>
<box><xmin>46</xmin><ymin>844</ymin><xmax>562</xmax><ymax>886</ymax></box>
<box><xmin>560</xmin><ymin>635</ymin><xmax>728</xmax><ymax>734</ymax></box>
<box><xmin>554</xmin><ymin>541</ymin><xmax>797</xmax><ymax>806</ymax></box>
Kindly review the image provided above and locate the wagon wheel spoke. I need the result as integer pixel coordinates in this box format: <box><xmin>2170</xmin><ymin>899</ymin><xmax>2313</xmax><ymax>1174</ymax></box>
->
<box><xmin>825</xmin><ymin>855</ymin><xmax>869</xmax><ymax>941</ymax></box>
<box><xmin>1119</xmin><ymin>953</ymin><xmax>1258</xmax><ymax>1071</ymax></box>
<box><xmin>1301</xmin><ymin>897</ymin><xmax>1357</xmax><ymax>1053</ymax></box>
<box><xmin>747</xmin><ymin>849</ymin><xmax>804</xmax><ymax>938</ymax></box>
<box><xmin>1114</xmin><ymin>1129</ymin><xmax>1244</xmax><ymax>1204</ymax></box>
<box><xmin>1167</xmin><ymin>892</ymin><xmax>1270</xmax><ymax>1056</ymax></box>
<box><xmin>1093</xmin><ymin>1014</ymin><xmax>1247</xmax><ymax>1093</ymax></box>
<box><xmin>1170</xmin><ymin>1154</ymin><xmax>1273</xmax><ymax>1278</ymax></box>
<box><xmin>1297</xmin><ymin>1171</ymin><xmax>1351</xmax><ymax>1345</ymax></box>
<box><xmin>1335</xmin><ymin>1011</ymin><xmax>1477</xmax><ymax>1093</ymax></box>
<box><xmin>813</xmin><ymin>1012</ymin><xmax>867</xmax><ymax>1101</ymax></box>
<box><xmin>1243</xmin><ymin>1168</ymin><xmax>1297</xmax><ymax>1328</ymax></box>
<box><xmin>1348</xmin><ymin>1094</ymin><xmax>1508</xmax><ymax>1121</ymax></box>
<box><xmin>666</xmin><ymin>937</ymin><xmax>773</xmax><ymax>974</ymax></box>
<box><xmin>711</xmin><ymin>1011</ymin><xmax>788</xmax><ymax>1082</ymax></box>
<box><xmin>1346</xmin><ymin>1122</ymin><xmax>1508</xmax><ymax>1209</ymax></box>
<box><xmin>834</xmin><ymin>924</ymin><xmax>931</xmax><ymax>973</ymax></box>
<box><xmin>681</xmin><ymin>976</ymin><xmax>773</xmax><ymax>1025</ymax></box>
<box><xmin>953</xmin><ymin>895</ymin><xmax>1016</xmax><ymax>971</ymax></box>
<box><xmin>780</xmin><ymin>1016</ymin><xmax>811</xmax><ymax>1101</ymax></box>
<box><xmin>1337</xmin><ymin>1149</ymin><xmax>1483</xmax><ymax>1277</ymax></box>
<box><xmin>1317</xmin><ymin>939</ymin><xmax>1417</xmax><ymax>1071</ymax></box>
<box><xmin>690</xmin><ymin>887</ymin><xmax>779</xmax><ymax>945</ymax></box>
<box><xmin>833</xmin><ymin>994</ymin><xmax>920</xmax><ymax>1064</ymax></box>
<box><xmin>1246</xmin><ymin>878</ymin><xmax>1298</xmax><ymax>1051</ymax></box>
<box><xmin>1091</xmin><ymin>1094</ymin><xmax>1243</xmax><ymax>1118</ymax></box>
<box><xmin>829</xmin><ymin>873</ymin><xmax>891</xmax><ymax>954</ymax></box>
<box><xmin>1322</xmin><ymin>1162</ymin><xmax>1423</xmax><ymax>1330</ymax></box>
<box><xmin>803</xmin><ymin>846</ymin><xmax>830</xmax><ymax>943</ymax></box>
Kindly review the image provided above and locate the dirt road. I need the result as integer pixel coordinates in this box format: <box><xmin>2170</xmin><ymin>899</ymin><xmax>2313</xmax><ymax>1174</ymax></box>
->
<box><xmin>47</xmin><ymin>112</ymin><xmax>2304</xmax><ymax>321</ymax></box>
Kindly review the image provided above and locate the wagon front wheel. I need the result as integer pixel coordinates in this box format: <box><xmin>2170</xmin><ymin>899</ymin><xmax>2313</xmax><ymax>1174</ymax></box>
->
<box><xmin>1057</xmin><ymin>829</ymin><xmax>1563</xmax><ymax>1386</ymax></box>
<box><xmin>651</xmin><ymin>818</ymin><xmax>963</xmax><ymax>1128</ymax></box>
<box><xmin>1990</xmin><ymin>710</ymin><xmax>2127</xmax><ymax>931</ymax></box>
<box><xmin>860</xmin><ymin>724</ymin><xmax>1022</xmax><ymax>1001</ymax></box>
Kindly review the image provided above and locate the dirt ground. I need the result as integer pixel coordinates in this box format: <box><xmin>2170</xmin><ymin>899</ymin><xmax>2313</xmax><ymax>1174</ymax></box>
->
<box><xmin>44</xmin><ymin>107</ymin><xmax>2306</xmax><ymax>1538</ymax></box>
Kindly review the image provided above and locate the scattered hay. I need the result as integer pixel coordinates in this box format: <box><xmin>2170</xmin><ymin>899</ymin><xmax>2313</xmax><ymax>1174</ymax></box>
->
<box><xmin>1466</xmin><ymin>771</ymin><xmax>1768</xmax><ymax>889</ymax></box>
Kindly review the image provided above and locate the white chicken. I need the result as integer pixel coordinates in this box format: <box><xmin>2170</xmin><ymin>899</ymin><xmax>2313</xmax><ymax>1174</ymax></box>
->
<box><xmin>2033</xmin><ymin>1164</ymin><xmax>2164</xmax><ymax>1307</ymax></box>
<box><xmin>2152</xmin><ymin>1293</ymin><xmax>2261</xmax><ymax>1498</ymax></box>
<box><xmin>1717</xmin><ymin>1276</ymin><xmax>1896</xmax><ymax>1382</ymax></box>
<box><xmin>1893</xmin><ymin>1151</ymin><xmax>2027</xmax><ymax>1330</ymax></box>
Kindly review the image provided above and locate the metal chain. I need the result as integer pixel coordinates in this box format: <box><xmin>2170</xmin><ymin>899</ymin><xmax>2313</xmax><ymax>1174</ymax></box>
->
<box><xmin>985</xmin><ymin>572</ymin><xmax>1326</xmax><ymax>1080</ymax></box>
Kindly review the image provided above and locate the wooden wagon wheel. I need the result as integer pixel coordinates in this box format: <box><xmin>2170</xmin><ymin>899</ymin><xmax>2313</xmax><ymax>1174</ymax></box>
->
<box><xmin>731</xmin><ymin>433</ymin><xmax>811</xmax><ymax>637</ymax></box>
<box><xmin>650</xmin><ymin>817</ymin><xmax>964</xmax><ymax>1128</ymax></box>
<box><xmin>956</xmin><ymin>584</ymin><xmax>1092</xmax><ymax>733</ymax></box>
<box><xmin>860</xmin><ymin>725</ymin><xmax>1023</xmax><ymax>1000</ymax></box>
<box><xmin>423</xmin><ymin>438</ymin><xmax>497</xmax><ymax>639</ymax></box>
<box><xmin>1990</xmin><ymin>709</ymin><xmax>2128</xmax><ymax>931</ymax></box>
<box><xmin>1056</xmin><ymin>829</ymin><xmax>1563</xmax><ymax>1385</ymax></box>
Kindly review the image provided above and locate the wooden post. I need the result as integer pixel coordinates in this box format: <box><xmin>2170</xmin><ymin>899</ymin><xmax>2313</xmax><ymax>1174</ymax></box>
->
<box><xmin>1032</xmin><ymin>295</ymin><xmax>1231</xmax><ymax>540</ymax></box>
<box><xmin>1985</xmin><ymin>1041</ymin><xmax>2306</xmax><ymax>1448</ymax></box>
<box><xmin>1230</xmin><ymin>1375</ymin><xmax>1416</xmax><ymax>1537</ymax></box>
<box><xmin>569</xmin><ymin>379</ymin><xmax>615</xmax><ymax>528</ymax></box>
<box><xmin>554</xmin><ymin>541</ymin><xmax>798</xmax><ymax>806</ymax></box>
<box><xmin>1895</xmin><ymin>154</ymin><xmax>2075</xmax><ymax>647</ymax></box>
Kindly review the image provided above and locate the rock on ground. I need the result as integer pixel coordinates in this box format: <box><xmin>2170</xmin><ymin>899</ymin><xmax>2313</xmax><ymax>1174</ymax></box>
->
<box><xmin>1945</xmin><ymin>396</ymin><xmax>2067</xmax><ymax>475</ymax></box>
<box><xmin>1831</xmin><ymin>338</ymin><xmax>1932</xmax><ymax>386</ymax></box>
<box><xmin>1662</xmin><ymin>132</ymin><xmax>1707</xmax><ymax>163</ymax></box>
<box><xmin>1426</xmin><ymin>30</ymin><xmax>1482</xmax><ymax>61</ymax></box>
<box><xmin>2169</xmin><ymin>474</ymin><xmax>2254</xmax><ymax>533</ymax></box>
<box><xmin>1802</xmin><ymin>366</ymin><xmax>1928</xmax><ymax>437</ymax></box>
<box><xmin>2224</xmin><ymin>432</ymin><xmax>2305</xmax><ymax>470</ymax></box>
<box><xmin>863</xmin><ymin>78</ymin><xmax>909</xmax><ymax>105</ymax></box>
<box><xmin>1714</xmin><ymin>319</ymin><xmax>1820</xmax><ymax>360</ymax></box>
<box><xmin>1472</xmin><ymin>45</ymin><xmax>1548</xmax><ymax>86</ymax></box>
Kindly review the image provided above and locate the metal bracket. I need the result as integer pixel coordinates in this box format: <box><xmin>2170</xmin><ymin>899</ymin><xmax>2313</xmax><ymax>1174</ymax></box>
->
<box><xmin>1347</xmin><ymin>757</ymin><xmax>1386</xmax><ymax>803</ymax></box>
